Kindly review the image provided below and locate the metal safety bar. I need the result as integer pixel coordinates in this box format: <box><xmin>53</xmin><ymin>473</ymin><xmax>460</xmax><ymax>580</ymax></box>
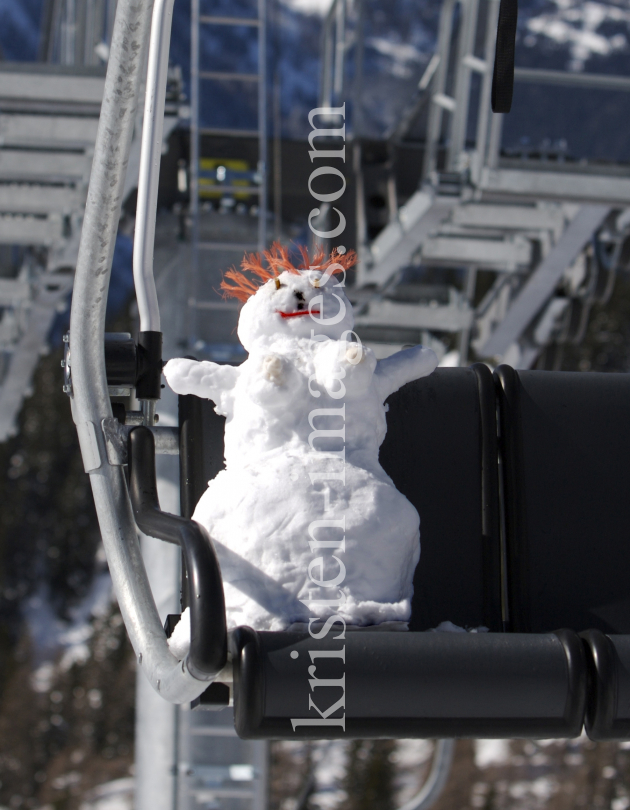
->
<box><xmin>69</xmin><ymin>0</ymin><xmax>216</xmax><ymax>704</ymax></box>
<box><xmin>134</xmin><ymin>0</ymin><xmax>176</xmax><ymax>333</ymax></box>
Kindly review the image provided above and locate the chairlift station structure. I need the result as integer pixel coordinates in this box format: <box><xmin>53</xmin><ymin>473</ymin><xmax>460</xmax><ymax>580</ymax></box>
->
<box><xmin>6</xmin><ymin>0</ymin><xmax>630</xmax><ymax>809</ymax></box>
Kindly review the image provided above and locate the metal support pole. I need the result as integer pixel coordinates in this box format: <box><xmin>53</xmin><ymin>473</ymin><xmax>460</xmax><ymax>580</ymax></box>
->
<box><xmin>134</xmin><ymin>458</ymin><xmax>180</xmax><ymax>810</ymax></box>
<box><xmin>134</xmin><ymin>0</ymin><xmax>176</xmax><ymax>333</ymax></box>
<box><xmin>75</xmin><ymin>0</ymin><xmax>87</xmax><ymax>65</ymax></box>
<box><xmin>252</xmin><ymin>741</ymin><xmax>270</xmax><ymax>810</ymax></box>
<box><xmin>354</xmin><ymin>141</ymin><xmax>368</xmax><ymax>269</ymax></box>
<box><xmin>273</xmin><ymin>71</ymin><xmax>283</xmax><ymax>241</ymax></box>
<box><xmin>422</xmin><ymin>0</ymin><xmax>458</xmax><ymax>180</ymax></box>
<box><xmin>458</xmin><ymin>265</ymin><xmax>477</xmax><ymax>365</ymax></box>
<box><xmin>447</xmin><ymin>0</ymin><xmax>480</xmax><ymax>170</ymax></box>
<box><xmin>258</xmin><ymin>0</ymin><xmax>268</xmax><ymax>251</ymax></box>
<box><xmin>189</xmin><ymin>0</ymin><xmax>200</xmax><ymax>348</ymax></box>
<box><xmin>487</xmin><ymin>110</ymin><xmax>504</xmax><ymax>169</ymax></box>
<box><xmin>353</xmin><ymin>0</ymin><xmax>365</xmax><ymax>137</ymax></box>
<box><xmin>319</xmin><ymin>0</ymin><xmax>336</xmax><ymax>108</ymax></box>
<box><xmin>472</xmin><ymin>0</ymin><xmax>500</xmax><ymax>182</ymax></box>
<box><xmin>84</xmin><ymin>0</ymin><xmax>96</xmax><ymax>64</ymax></box>
<box><xmin>62</xmin><ymin>0</ymin><xmax>77</xmax><ymax>64</ymax></box>
<box><xmin>334</xmin><ymin>0</ymin><xmax>346</xmax><ymax>98</ymax></box>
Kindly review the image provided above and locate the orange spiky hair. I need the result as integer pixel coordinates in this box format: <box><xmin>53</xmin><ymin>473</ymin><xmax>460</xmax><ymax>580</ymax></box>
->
<box><xmin>220</xmin><ymin>241</ymin><xmax>357</xmax><ymax>302</ymax></box>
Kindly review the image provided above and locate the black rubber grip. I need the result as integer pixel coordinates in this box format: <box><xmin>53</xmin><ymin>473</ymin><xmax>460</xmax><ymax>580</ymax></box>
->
<box><xmin>136</xmin><ymin>331</ymin><xmax>163</xmax><ymax>400</ymax></box>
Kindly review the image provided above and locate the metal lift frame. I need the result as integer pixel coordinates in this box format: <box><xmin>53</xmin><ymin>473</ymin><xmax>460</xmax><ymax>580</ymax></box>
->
<box><xmin>65</xmin><ymin>0</ymin><xmax>590</xmax><ymax>714</ymax></box>
<box><xmin>69</xmin><ymin>0</ymin><xmax>221</xmax><ymax>704</ymax></box>
<box><xmin>68</xmin><ymin>0</ymin><xmax>630</xmax><ymax>770</ymax></box>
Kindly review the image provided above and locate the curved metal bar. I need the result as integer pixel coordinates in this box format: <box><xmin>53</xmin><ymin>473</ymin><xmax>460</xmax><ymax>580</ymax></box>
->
<box><xmin>398</xmin><ymin>740</ymin><xmax>455</xmax><ymax>810</ymax></box>
<box><xmin>133</xmin><ymin>0</ymin><xmax>176</xmax><ymax>332</ymax></box>
<box><xmin>69</xmin><ymin>0</ymin><xmax>211</xmax><ymax>704</ymax></box>
<box><xmin>128</xmin><ymin>427</ymin><xmax>227</xmax><ymax>680</ymax></box>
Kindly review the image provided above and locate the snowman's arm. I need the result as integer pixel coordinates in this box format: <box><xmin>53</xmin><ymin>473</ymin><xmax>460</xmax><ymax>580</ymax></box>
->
<box><xmin>163</xmin><ymin>357</ymin><xmax>239</xmax><ymax>400</ymax></box>
<box><xmin>374</xmin><ymin>345</ymin><xmax>438</xmax><ymax>401</ymax></box>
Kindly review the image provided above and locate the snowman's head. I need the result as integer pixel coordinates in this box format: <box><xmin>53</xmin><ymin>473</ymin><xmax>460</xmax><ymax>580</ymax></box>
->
<box><xmin>221</xmin><ymin>243</ymin><xmax>356</xmax><ymax>351</ymax></box>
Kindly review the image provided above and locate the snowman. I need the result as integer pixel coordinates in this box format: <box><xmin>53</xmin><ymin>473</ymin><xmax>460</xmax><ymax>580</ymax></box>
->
<box><xmin>164</xmin><ymin>244</ymin><xmax>437</xmax><ymax>635</ymax></box>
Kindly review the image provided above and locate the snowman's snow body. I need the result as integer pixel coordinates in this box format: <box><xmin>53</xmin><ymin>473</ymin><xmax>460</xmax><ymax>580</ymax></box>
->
<box><xmin>164</xmin><ymin>265</ymin><xmax>437</xmax><ymax>631</ymax></box>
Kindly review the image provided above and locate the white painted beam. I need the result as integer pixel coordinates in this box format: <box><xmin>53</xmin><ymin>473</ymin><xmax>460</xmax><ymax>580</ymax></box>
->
<box><xmin>0</xmin><ymin>150</ymin><xmax>91</xmax><ymax>183</ymax></box>
<box><xmin>0</xmin><ymin>114</ymin><xmax>99</xmax><ymax>147</ymax></box>
<box><xmin>421</xmin><ymin>234</ymin><xmax>531</xmax><ymax>269</ymax></box>
<box><xmin>480</xmin><ymin>205</ymin><xmax>609</xmax><ymax>357</ymax></box>
<box><xmin>480</xmin><ymin>168</ymin><xmax>630</xmax><ymax>205</ymax></box>
<box><xmin>0</xmin><ymin>213</ymin><xmax>64</xmax><ymax>245</ymax></box>
<box><xmin>0</xmin><ymin>184</ymin><xmax>82</xmax><ymax>215</ymax></box>
<box><xmin>0</xmin><ymin>72</ymin><xmax>104</xmax><ymax>105</ymax></box>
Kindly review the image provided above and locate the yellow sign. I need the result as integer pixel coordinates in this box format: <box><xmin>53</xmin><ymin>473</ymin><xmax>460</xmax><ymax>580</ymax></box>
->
<box><xmin>198</xmin><ymin>158</ymin><xmax>252</xmax><ymax>200</ymax></box>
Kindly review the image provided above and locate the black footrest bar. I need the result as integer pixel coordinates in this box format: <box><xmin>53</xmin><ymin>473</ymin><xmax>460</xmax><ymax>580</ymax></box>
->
<box><xmin>581</xmin><ymin>630</ymin><xmax>630</xmax><ymax>740</ymax></box>
<box><xmin>128</xmin><ymin>426</ymin><xmax>227</xmax><ymax>681</ymax></box>
<box><xmin>231</xmin><ymin>627</ymin><xmax>586</xmax><ymax>740</ymax></box>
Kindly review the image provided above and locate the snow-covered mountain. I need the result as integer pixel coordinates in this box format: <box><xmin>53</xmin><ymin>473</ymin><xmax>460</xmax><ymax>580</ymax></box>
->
<box><xmin>520</xmin><ymin>0</ymin><xmax>630</xmax><ymax>73</ymax></box>
<box><xmin>506</xmin><ymin>0</ymin><xmax>630</xmax><ymax>163</ymax></box>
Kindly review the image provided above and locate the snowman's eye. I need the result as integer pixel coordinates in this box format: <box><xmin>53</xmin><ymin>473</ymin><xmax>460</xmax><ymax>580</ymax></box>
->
<box><xmin>294</xmin><ymin>291</ymin><xmax>305</xmax><ymax>301</ymax></box>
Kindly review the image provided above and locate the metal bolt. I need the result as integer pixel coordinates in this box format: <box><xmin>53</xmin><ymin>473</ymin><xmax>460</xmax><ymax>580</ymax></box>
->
<box><xmin>62</xmin><ymin>384</ymin><xmax>71</xmax><ymax>394</ymax></box>
<box><xmin>60</xmin><ymin>360</ymin><xmax>65</xmax><ymax>368</ymax></box>
<box><xmin>62</xmin><ymin>333</ymin><xmax>70</xmax><ymax>343</ymax></box>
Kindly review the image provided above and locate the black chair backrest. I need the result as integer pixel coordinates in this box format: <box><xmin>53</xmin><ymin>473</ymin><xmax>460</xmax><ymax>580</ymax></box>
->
<box><xmin>380</xmin><ymin>364</ymin><xmax>502</xmax><ymax>632</ymax></box>
<box><xmin>182</xmin><ymin>364</ymin><xmax>630</xmax><ymax>638</ymax></box>
<box><xmin>495</xmin><ymin>366</ymin><xmax>630</xmax><ymax>634</ymax></box>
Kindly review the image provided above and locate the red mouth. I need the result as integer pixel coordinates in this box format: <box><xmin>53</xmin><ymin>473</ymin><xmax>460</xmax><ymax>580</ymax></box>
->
<box><xmin>277</xmin><ymin>310</ymin><xmax>320</xmax><ymax>319</ymax></box>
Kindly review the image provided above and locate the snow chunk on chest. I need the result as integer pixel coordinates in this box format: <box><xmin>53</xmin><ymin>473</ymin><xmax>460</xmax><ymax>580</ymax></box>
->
<box><xmin>224</xmin><ymin>339</ymin><xmax>386</xmax><ymax>465</ymax></box>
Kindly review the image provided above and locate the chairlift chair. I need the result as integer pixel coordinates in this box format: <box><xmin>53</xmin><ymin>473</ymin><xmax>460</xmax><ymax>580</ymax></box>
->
<box><xmin>67</xmin><ymin>0</ymin><xmax>630</xmax><ymax>748</ymax></box>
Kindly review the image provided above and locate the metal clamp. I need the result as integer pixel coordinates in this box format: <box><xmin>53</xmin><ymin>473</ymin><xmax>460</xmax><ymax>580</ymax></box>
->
<box><xmin>102</xmin><ymin>418</ymin><xmax>180</xmax><ymax>464</ymax></box>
